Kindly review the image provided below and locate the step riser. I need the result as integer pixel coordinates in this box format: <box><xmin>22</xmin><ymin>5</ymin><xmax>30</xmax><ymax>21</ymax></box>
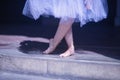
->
<box><xmin>0</xmin><ymin>55</ymin><xmax>47</xmax><ymax>74</ymax></box>
<box><xmin>0</xmin><ymin>55</ymin><xmax>120</xmax><ymax>80</ymax></box>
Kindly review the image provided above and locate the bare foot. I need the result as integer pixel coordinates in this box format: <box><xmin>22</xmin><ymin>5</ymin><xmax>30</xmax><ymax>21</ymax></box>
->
<box><xmin>59</xmin><ymin>46</ymin><xmax>75</xmax><ymax>57</ymax></box>
<box><xmin>43</xmin><ymin>39</ymin><xmax>56</xmax><ymax>54</ymax></box>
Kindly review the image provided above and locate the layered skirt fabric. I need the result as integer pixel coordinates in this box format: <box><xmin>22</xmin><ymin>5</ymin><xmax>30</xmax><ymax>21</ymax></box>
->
<box><xmin>23</xmin><ymin>0</ymin><xmax>108</xmax><ymax>26</ymax></box>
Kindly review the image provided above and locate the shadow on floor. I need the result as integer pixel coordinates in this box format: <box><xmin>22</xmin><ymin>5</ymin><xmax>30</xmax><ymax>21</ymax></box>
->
<box><xmin>76</xmin><ymin>46</ymin><xmax>120</xmax><ymax>60</ymax></box>
<box><xmin>19</xmin><ymin>40</ymin><xmax>67</xmax><ymax>55</ymax></box>
<box><xmin>19</xmin><ymin>41</ymin><xmax>120</xmax><ymax>60</ymax></box>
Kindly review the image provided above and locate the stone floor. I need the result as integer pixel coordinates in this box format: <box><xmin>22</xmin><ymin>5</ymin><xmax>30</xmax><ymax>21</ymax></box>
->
<box><xmin>0</xmin><ymin>35</ymin><xmax>120</xmax><ymax>80</ymax></box>
<box><xmin>0</xmin><ymin>34</ymin><xmax>120</xmax><ymax>62</ymax></box>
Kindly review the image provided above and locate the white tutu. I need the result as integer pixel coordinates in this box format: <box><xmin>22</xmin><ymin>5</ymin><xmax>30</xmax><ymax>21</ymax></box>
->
<box><xmin>23</xmin><ymin>0</ymin><xmax>108</xmax><ymax>26</ymax></box>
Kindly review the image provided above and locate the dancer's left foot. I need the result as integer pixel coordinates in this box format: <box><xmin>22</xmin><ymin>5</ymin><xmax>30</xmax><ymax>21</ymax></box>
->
<box><xmin>43</xmin><ymin>39</ymin><xmax>56</xmax><ymax>54</ymax></box>
<box><xmin>59</xmin><ymin>46</ymin><xmax>75</xmax><ymax>57</ymax></box>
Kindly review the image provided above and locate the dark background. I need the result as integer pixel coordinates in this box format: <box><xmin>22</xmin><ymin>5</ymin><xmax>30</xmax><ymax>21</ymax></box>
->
<box><xmin>0</xmin><ymin>0</ymin><xmax>120</xmax><ymax>47</ymax></box>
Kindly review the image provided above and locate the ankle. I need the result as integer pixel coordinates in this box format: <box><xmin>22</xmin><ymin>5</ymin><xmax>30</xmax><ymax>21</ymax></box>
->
<box><xmin>69</xmin><ymin>45</ymin><xmax>75</xmax><ymax>52</ymax></box>
<box><xmin>69</xmin><ymin>45</ymin><xmax>74</xmax><ymax>49</ymax></box>
<box><xmin>49</xmin><ymin>38</ymin><xmax>57</xmax><ymax>50</ymax></box>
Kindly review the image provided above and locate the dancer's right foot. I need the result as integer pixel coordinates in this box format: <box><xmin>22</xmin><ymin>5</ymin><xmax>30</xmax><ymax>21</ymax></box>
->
<box><xmin>59</xmin><ymin>46</ymin><xmax>75</xmax><ymax>57</ymax></box>
<box><xmin>43</xmin><ymin>39</ymin><xmax>56</xmax><ymax>54</ymax></box>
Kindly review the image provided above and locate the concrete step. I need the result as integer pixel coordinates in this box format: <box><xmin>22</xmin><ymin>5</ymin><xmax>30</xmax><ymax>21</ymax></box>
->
<box><xmin>0</xmin><ymin>71</ymin><xmax>67</xmax><ymax>80</ymax></box>
<box><xmin>0</xmin><ymin>48</ymin><xmax>120</xmax><ymax>80</ymax></box>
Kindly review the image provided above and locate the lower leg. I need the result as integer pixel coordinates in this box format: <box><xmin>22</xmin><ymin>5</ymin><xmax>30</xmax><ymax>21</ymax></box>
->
<box><xmin>43</xmin><ymin>18</ymin><xmax>74</xmax><ymax>54</ymax></box>
<box><xmin>60</xmin><ymin>27</ymin><xmax>75</xmax><ymax>57</ymax></box>
<box><xmin>65</xmin><ymin>28</ymin><xmax>74</xmax><ymax>48</ymax></box>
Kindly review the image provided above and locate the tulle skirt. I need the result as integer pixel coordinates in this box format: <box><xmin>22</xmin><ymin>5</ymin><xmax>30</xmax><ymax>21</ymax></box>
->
<box><xmin>23</xmin><ymin>0</ymin><xmax>108</xmax><ymax>26</ymax></box>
